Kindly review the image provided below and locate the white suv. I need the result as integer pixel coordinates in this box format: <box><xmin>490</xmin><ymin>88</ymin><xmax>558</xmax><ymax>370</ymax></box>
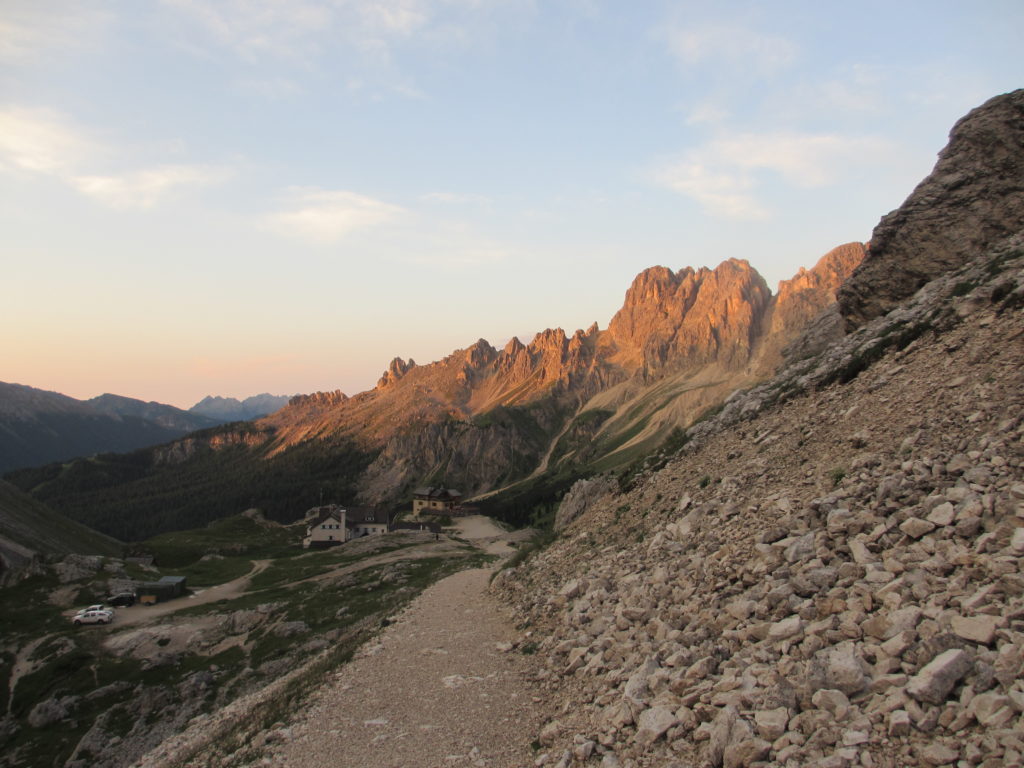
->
<box><xmin>81</xmin><ymin>604</ymin><xmax>115</xmax><ymax>616</ymax></box>
<box><xmin>72</xmin><ymin>608</ymin><xmax>113</xmax><ymax>626</ymax></box>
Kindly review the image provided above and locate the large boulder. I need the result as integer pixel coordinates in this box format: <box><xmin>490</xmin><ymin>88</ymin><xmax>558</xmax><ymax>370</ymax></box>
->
<box><xmin>838</xmin><ymin>89</ymin><xmax>1024</xmax><ymax>329</ymax></box>
<box><xmin>554</xmin><ymin>475</ymin><xmax>616</xmax><ymax>531</ymax></box>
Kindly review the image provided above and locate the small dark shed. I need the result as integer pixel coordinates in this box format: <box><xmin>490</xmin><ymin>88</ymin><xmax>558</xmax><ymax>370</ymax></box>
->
<box><xmin>136</xmin><ymin>575</ymin><xmax>188</xmax><ymax>604</ymax></box>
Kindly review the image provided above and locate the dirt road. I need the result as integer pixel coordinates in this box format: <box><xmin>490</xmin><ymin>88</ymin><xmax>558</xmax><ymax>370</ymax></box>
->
<box><xmin>103</xmin><ymin>559</ymin><xmax>273</xmax><ymax>628</ymax></box>
<box><xmin>107</xmin><ymin>532</ymin><xmax>470</xmax><ymax>628</ymax></box>
<box><xmin>452</xmin><ymin>515</ymin><xmax>535</xmax><ymax>556</ymax></box>
<box><xmin>267</xmin><ymin>566</ymin><xmax>544</xmax><ymax>768</ymax></box>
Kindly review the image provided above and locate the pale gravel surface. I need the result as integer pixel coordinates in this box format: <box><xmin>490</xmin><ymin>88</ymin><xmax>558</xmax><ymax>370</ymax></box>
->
<box><xmin>267</xmin><ymin>565</ymin><xmax>545</xmax><ymax>768</ymax></box>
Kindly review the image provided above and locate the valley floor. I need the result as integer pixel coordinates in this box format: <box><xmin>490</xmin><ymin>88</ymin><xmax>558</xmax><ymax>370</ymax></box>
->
<box><xmin>142</xmin><ymin>516</ymin><xmax>547</xmax><ymax>768</ymax></box>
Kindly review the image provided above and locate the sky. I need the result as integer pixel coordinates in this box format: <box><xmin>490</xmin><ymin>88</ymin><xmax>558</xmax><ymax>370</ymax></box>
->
<box><xmin>1</xmin><ymin>1</ymin><xmax>1021</xmax><ymax>409</ymax></box>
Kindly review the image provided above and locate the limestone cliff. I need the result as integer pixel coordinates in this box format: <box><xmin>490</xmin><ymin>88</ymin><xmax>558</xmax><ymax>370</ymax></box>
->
<box><xmin>838</xmin><ymin>88</ymin><xmax>1024</xmax><ymax>329</ymax></box>
<box><xmin>605</xmin><ymin>259</ymin><xmax>772</xmax><ymax>374</ymax></box>
<box><xmin>753</xmin><ymin>242</ymin><xmax>866</xmax><ymax>373</ymax></box>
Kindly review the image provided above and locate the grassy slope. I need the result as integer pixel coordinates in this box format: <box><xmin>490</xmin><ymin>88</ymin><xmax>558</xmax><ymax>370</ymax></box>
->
<box><xmin>0</xmin><ymin>479</ymin><xmax>122</xmax><ymax>559</ymax></box>
<box><xmin>1</xmin><ymin>524</ymin><xmax>491</xmax><ymax>768</ymax></box>
<box><xmin>4</xmin><ymin>432</ymin><xmax>374</xmax><ymax>542</ymax></box>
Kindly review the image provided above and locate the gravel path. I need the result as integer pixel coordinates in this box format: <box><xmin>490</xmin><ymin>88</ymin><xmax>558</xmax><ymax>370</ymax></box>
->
<box><xmin>268</xmin><ymin>564</ymin><xmax>545</xmax><ymax>768</ymax></box>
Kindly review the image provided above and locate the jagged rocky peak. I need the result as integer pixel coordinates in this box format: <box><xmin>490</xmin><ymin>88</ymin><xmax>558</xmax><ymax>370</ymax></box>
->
<box><xmin>502</xmin><ymin>336</ymin><xmax>525</xmax><ymax>356</ymax></box>
<box><xmin>376</xmin><ymin>357</ymin><xmax>417</xmax><ymax>389</ymax></box>
<box><xmin>530</xmin><ymin>327</ymin><xmax>569</xmax><ymax>353</ymax></box>
<box><xmin>568</xmin><ymin>324</ymin><xmax>596</xmax><ymax>352</ymax></box>
<box><xmin>607</xmin><ymin>258</ymin><xmax>771</xmax><ymax>370</ymax></box>
<box><xmin>455</xmin><ymin>340</ymin><xmax>498</xmax><ymax>386</ymax></box>
<box><xmin>754</xmin><ymin>243</ymin><xmax>866</xmax><ymax>372</ymax></box>
<box><xmin>463</xmin><ymin>338</ymin><xmax>497</xmax><ymax>369</ymax></box>
<box><xmin>288</xmin><ymin>390</ymin><xmax>348</xmax><ymax>408</ymax></box>
<box><xmin>778</xmin><ymin>242</ymin><xmax>865</xmax><ymax>298</ymax></box>
<box><xmin>839</xmin><ymin>88</ymin><xmax>1024</xmax><ymax>329</ymax></box>
<box><xmin>772</xmin><ymin>243</ymin><xmax>865</xmax><ymax>330</ymax></box>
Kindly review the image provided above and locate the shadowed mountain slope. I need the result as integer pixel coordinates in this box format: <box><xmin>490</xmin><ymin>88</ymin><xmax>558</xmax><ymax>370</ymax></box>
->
<box><xmin>0</xmin><ymin>479</ymin><xmax>121</xmax><ymax>580</ymax></box>
<box><xmin>0</xmin><ymin>383</ymin><xmax>219</xmax><ymax>474</ymax></box>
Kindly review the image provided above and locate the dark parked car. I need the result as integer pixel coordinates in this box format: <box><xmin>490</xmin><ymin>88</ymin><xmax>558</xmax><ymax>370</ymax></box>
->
<box><xmin>107</xmin><ymin>592</ymin><xmax>136</xmax><ymax>607</ymax></box>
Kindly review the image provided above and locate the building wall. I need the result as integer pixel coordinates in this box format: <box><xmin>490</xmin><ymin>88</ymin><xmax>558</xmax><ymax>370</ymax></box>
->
<box><xmin>304</xmin><ymin>515</ymin><xmax>346</xmax><ymax>547</ymax></box>
<box><xmin>349</xmin><ymin>523</ymin><xmax>387</xmax><ymax>538</ymax></box>
<box><xmin>413</xmin><ymin>497</ymin><xmax>458</xmax><ymax>514</ymax></box>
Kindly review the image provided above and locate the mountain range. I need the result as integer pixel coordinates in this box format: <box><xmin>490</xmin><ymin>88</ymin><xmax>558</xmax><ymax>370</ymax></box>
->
<box><xmin>2</xmin><ymin>244</ymin><xmax>861</xmax><ymax>540</ymax></box>
<box><xmin>0</xmin><ymin>385</ymin><xmax>291</xmax><ymax>474</ymax></box>
<box><xmin>6</xmin><ymin>89</ymin><xmax>1022</xmax><ymax>545</ymax></box>
<box><xmin>269</xmin><ymin>242</ymin><xmax>863</xmax><ymax>505</ymax></box>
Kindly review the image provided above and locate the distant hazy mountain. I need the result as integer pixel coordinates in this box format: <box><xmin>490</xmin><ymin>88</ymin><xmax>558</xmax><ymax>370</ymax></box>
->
<box><xmin>189</xmin><ymin>394</ymin><xmax>292</xmax><ymax>422</ymax></box>
<box><xmin>89</xmin><ymin>393</ymin><xmax>220</xmax><ymax>432</ymax></box>
<box><xmin>0</xmin><ymin>382</ymin><xmax>219</xmax><ymax>474</ymax></box>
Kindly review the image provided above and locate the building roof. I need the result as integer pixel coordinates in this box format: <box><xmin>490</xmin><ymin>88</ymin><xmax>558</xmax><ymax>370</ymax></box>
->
<box><xmin>305</xmin><ymin>505</ymin><xmax>347</xmax><ymax>528</ymax></box>
<box><xmin>344</xmin><ymin>506</ymin><xmax>390</xmax><ymax>527</ymax></box>
<box><xmin>412</xmin><ymin>486</ymin><xmax>462</xmax><ymax>500</ymax></box>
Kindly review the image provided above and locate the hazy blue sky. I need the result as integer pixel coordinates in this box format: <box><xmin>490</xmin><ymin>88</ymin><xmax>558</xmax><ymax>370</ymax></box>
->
<box><xmin>2</xmin><ymin>0</ymin><xmax>1021</xmax><ymax>408</ymax></box>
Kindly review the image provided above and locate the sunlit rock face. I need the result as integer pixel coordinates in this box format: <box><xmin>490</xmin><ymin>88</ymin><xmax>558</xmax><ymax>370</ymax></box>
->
<box><xmin>605</xmin><ymin>259</ymin><xmax>772</xmax><ymax>373</ymax></box>
<box><xmin>254</xmin><ymin>249</ymin><xmax>862</xmax><ymax>504</ymax></box>
<box><xmin>838</xmin><ymin>88</ymin><xmax>1024</xmax><ymax>330</ymax></box>
<box><xmin>756</xmin><ymin>242</ymin><xmax>866</xmax><ymax>372</ymax></box>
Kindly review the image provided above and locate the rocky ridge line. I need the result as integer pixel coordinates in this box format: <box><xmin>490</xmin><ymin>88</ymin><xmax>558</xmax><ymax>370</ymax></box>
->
<box><xmin>267</xmin><ymin>251</ymin><xmax>861</xmax><ymax>504</ymax></box>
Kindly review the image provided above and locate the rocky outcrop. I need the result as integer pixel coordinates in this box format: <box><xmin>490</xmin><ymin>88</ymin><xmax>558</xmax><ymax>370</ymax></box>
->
<box><xmin>377</xmin><ymin>358</ymin><xmax>417</xmax><ymax>389</ymax></box>
<box><xmin>838</xmin><ymin>89</ymin><xmax>1024</xmax><ymax>329</ymax></box>
<box><xmin>287</xmin><ymin>390</ymin><xmax>348</xmax><ymax>408</ymax></box>
<box><xmin>152</xmin><ymin>425</ymin><xmax>272</xmax><ymax>465</ymax></box>
<box><xmin>555</xmin><ymin>476</ymin><xmax>618</xmax><ymax>532</ymax></box>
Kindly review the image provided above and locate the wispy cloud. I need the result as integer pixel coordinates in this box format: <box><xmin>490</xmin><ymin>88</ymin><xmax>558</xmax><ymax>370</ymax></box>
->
<box><xmin>0</xmin><ymin>3</ymin><xmax>112</xmax><ymax>63</ymax></box>
<box><xmin>654</xmin><ymin>131</ymin><xmax>895</xmax><ymax>219</ymax></box>
<box><xmin>161</xmin><ymin>0</ymin><xmax>335</xmax><ymax>62</ymax></box>
<box><xmin>0</xmin><ymin>106</ymin><xmax>228</xmax><ymax>208</ymax></box>
<box><xmin>71</xmin><ymin>165</ymin><xmax>230</xmax><ymax>209</ymax></box>
<box><xmin>665</xmin><ymin>23</ymin><xmax>796</xmax><ymax>74</ymax></box>
<box><xmin>265</xmin><ymin>188</ymin><xmax>405</xmax><ymax>243</ymax></box>
<box><xmin>684</xmin><ymin>102</ymin><xmax>729</xmax><ymax>126</ymax></box>
<box><xmin>816</xmin><ymin>64</ymin><xmax>887</xmax><ymax>113</ymax></box>
<box><xmin>0</xmin><ymin>18</ymin><xmax>39</xmax><ymax>61</ymax></box>
<box><xmin>162</xmin><ymin>0</ymin><xmax>442</xmax><ymax>64</ymax></box>
<box><xmin>0</xmin><ymin>106</ymin><xmax>94</xmax><ymax>173</ymax></box>
<box><xmin>358</xmin><ymin>0</ymin><xmax>430</xmax><ymax>36</ymax></box>
<box><xmin>655</xmin><ymin>160</ymin><xmax>767</xmax><ymax>220</ymax></box>
<box><xmin>420</xmin><ymin>191</ymin><xmax>491</xmax><ymax>205</ymax></box>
